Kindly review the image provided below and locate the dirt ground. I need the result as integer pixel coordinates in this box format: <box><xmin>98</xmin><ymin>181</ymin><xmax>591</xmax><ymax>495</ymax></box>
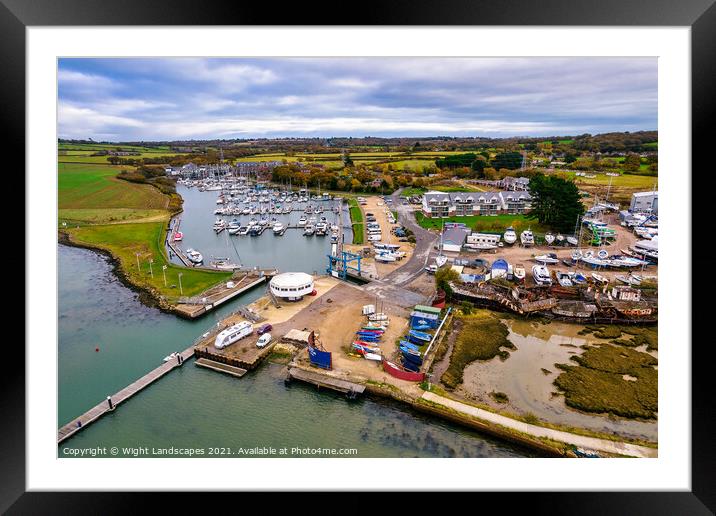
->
<box><xmin>272</xmin><ymin>280</ymin><xmax>424</xmax><ymax>393</ymax></box>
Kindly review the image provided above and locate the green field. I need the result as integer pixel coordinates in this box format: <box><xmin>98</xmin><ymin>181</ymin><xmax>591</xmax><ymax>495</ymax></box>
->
<box><xmin>58</xmin><ymin>151</ymin><xmax>184</xmax><ymax>165</ymax></box>
<box><xmin>400</xmin><ymin>186</ymin><xmax>427</xmax><ymax>197</ymax></box>
<box><xmin>66</xmin><ymin>222</ymin><xmax>232</xmax><ymax>300</ymax></box>
<box><xmin>415</xmin><ymin>212</ymin><xmax>549</xmax><ymax>234</ymax></box>
<box><xmin>348</xmin><ymin>198</ymin><xmax>364</xmax><ymax>245</ymax></box>
<box><xmin>58</xmin><ymin>163</ymin><xmax>168</xmax><ymax>214</ymax></box>
<box><xmin>58</xmin><ymin>143</ymin><xmax>173</xmax><ymax>152</ymax></box>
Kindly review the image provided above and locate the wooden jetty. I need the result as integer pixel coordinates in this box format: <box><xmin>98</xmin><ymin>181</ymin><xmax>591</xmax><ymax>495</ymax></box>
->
<box><xmin>57</xmin><ymin>347</ymin><xmax>195</xmax><ymax>445</ymax></box>
<box><xmin>287</xmin><ymin>366</ymin><xmax>365</xmax><ymax>396</ymax></box>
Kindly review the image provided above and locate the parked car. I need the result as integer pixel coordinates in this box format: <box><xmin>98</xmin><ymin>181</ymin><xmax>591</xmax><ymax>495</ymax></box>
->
<box><xmin>256</xmin><ymin>333</ymin><xmax>272</xmax><ymax>348</ymax></box>
<box><xmin>256</xmin><ymin>323</ymin><xmax>272</xmax><ymax>335</ymax></box>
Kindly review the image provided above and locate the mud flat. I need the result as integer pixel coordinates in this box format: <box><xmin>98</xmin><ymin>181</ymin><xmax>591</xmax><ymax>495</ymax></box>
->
<box><xmin>455</xmin><ymin>318</ymin><xmax>657</xmax><ymax>442</ymax></box>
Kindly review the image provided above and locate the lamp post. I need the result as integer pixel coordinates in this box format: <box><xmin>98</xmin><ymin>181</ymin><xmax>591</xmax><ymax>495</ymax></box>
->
<box><xmin>162</xmin><ymin>264</ymin><xmax>167</xmax><ymax>287</ymax></box>
<box><xmin>178</xmin><ymin>272</ymin><xmax>183</xmax><ymax>295</ymax></box>
<box><xmin>149</xmin><ymin>259</ymin><xmax>154</xmax><ymax>278</ymax></box>
<box><xmin>135</xmin><ymin>252</ymin><xmax>140</xmax><ymax>270</ymax></box>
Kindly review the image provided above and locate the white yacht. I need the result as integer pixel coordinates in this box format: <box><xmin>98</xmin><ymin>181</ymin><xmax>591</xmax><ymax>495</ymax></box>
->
<box><xmin>214</xmin><ymin>321</ymin><xmax>253</xmax><ymax>349</ymax></box>
<box><xmin>186</xmin><ymin>248</ymin><xmax>204</xmax><ymax>264</ymax></box>
<box><xmin>544</xmin><ymin>232</ymin><xmax>555</xmax><ymax>245</ymax></box>
<box><xmin>532</xmin><ymin>264</ymin><xmax>552</xmax><ymax>285</ymax></box>
<box><xmin>298</xmin><ymin>216</ymin><xmax>307</xmax><ymax>226</ymax></box>
<box><xmin>520</xmin><ymin>229</ymin><xmax>534</xmax><ymax>247</ymax></box>
<box><xmin>503</xmin><ymin>226</ymin><xmax>517</xmax><ymax>245</ymax></box>
<box><xmin>227</xmin><ymin>220</ymin><xmax>241</xmax><ymax>234</ymax></box>
<box><xmin>213</xmin><ymin>219</ymin><xmax>227</xmax><ymax>233</ymax></box>
<box><xmin>303</xmin><ymin>224</ymin><xmax>315</xmax><ymax>236</ymax></box>
<box><xmin>272</xmin><ymin>222</ymin><xmax>285</xmax><ymax>234</ymax></box>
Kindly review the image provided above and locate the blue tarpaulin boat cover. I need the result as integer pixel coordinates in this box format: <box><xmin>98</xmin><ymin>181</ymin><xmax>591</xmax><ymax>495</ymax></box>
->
<box><xmin>308</xmin><ymin>346</ymin><xmax>332</xmax><ymax>370</ymax></box>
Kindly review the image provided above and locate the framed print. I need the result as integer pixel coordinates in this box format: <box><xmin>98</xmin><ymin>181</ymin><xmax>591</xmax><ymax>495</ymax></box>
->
<box><xmin>3</xmin><ymin>0</ymin><xmax>714</xmax><ymax>512</ymax></box>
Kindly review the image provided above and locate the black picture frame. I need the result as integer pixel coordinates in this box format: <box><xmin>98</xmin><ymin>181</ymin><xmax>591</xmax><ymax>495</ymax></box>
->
<box><xmin>4</xmin><ymin>0</ymin><xmax>713</xmax><ymax>512</ymax></box>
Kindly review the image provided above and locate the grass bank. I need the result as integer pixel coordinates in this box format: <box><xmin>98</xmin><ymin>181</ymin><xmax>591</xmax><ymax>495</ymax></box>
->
<box><xmin>441</xmin><ymin>310</ymin><xmax>514</xmax><ymax>389</ymax></box>
<box><xmin>348</xmin><ymin>198</ymin><xmax>364</xmax><ymax>245</ymax></box>
<box><xmin>63</xmin><ymin>221</ymin><xmax>232</xmax><ymax>302</ymax></box>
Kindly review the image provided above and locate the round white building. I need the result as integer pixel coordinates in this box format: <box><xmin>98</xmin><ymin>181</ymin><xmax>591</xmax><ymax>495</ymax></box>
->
<box><xmin>269</xmin><ymin>272</ymin><xmax>315</xmax><ymax>301</ymax></box>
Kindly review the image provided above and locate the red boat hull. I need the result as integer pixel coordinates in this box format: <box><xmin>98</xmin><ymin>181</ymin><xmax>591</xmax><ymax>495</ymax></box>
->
<box><xmin>382</xmin><ymin>360</ymin><xmax>425</xmax><ymax>382</ymax></box>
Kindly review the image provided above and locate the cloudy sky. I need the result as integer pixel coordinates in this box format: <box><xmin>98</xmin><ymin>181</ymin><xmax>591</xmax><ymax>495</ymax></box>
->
<box><xmin>58</xmin><ymin>57</ymin><xmax>657</xmax><ymax>141</ymax></box>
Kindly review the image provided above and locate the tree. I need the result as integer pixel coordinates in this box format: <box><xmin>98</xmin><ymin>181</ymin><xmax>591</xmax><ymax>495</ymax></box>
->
<box><xmin>491</xmin><ymin>151</ymin><xmax>522</xmax><ymax>170</ymax></box>
<box><xmin>435</xmin><ymin>267</ymin><xmax>460</xmax><ymax>299</ymax></box>
<box><xmin>623</xmin><ymin>153</ymin><xmax>641</xmax><ymax>172</ymax></box>
<box><xmin>527</xmin><ymin>173</ymin><xmax>585</xmax><ymax>233</ymax></box>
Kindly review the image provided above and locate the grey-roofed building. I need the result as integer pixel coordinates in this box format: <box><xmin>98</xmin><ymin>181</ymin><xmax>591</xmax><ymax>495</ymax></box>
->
<box><xmin>502</xmin><ymin>176</ymin><xmax>530</xmax><ymax>191</ymax></box>
<box><xmin>630</xmin><ymin>191</ymin><xmax>658</xmax><ymax>215</ymax></box>
<box><xmin>422</xmin><ymin>190</ymin><xmax>453</xmax><ymax>218</ymax></box>
<box><xmin>500</xmin><ymin>191</ymin><xmax>533</xmax><ymax>214</ymax></box>
<box><xmin>441</xmin><ymin>226</ymin><xmax>471</xmax><ymax>252</ymax></box>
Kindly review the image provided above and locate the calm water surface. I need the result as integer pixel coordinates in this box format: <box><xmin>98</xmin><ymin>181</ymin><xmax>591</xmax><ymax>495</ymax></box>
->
<box><xmin>168</xmin><ymin>185</ymin><xmax>352</xmax><ymax>274</ymax></box>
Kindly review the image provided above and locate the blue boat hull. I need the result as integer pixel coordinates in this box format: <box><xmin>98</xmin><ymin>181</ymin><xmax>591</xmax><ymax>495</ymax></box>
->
<box><xmin>401</xmin><ymin>359</ymin><xmax>420</xmax><ymax>372</ymax></box>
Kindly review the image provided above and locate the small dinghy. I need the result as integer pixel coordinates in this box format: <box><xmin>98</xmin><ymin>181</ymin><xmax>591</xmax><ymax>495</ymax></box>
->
<box><xmin>616</xmin><ymin>274</ymin><xmax>642</xmax><ymax>286</ymax></box>
<box><xmin>400</xmin><ymin>340</ymin><xmax>421</xmax><ymax>352</ymax></box>
<box><xmin>402</xmin><ymin>359</ymin><xmax>420</xmax><ymax>372</ymax></box>
<box><xmin>534</xmin><ymin>253</ymin><xmax>559</xmax><ymax>264</ymax></box>
<box><xmin>556</xmin><ymin>272</ymin><xmax>573</xmax><ymax>287</ymax></box>
<box><xmin>408</xmin><ymin>329</ymin><xmax>432</xmax><ymax>343</ymax></box>
<box><xmin>163</xmin><ymin>352</ymin><xmax>179</xmax><ymax>362</ymax></box>
<box><xmin>173</xmin><ymin>231</ymin><xmax>183</xmax><ymax>241</ymax></box>
<box><xmin>572</xmin><ymin>273</ymin><xmax>588</xmax><ymax>285</ymax></box>
<box><xmin>591</xmin><ymin>272</ymin><xmax>609</xmax><ymax>285</ymax></box>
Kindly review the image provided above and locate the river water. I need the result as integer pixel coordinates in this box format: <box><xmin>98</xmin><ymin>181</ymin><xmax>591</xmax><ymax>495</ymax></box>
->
<box><xmin>57</xmin><ymin>188</ymin><xmax>534</xmax><ymax>458</ymax></box>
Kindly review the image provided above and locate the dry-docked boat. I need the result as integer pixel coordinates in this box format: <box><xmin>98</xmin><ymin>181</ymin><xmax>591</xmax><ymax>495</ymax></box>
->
<box><xmin>534</xmin><ymin>253</ymin><xmax>559</xmax><ymax>264</ymax></box>
<box><xmin>503</xmin><ymin>226</ymin><xmax>517</xmax><ymax>245</ymax></box>
<box><xmin>591</xmin><ymin>272</ymin><xmax>609</xmax><ymax>285</ymax></box>
<box><xmin>532</xmin><ymin>264</ymin><xmax>552</xmax><ymax>285</ymax></box>
<box><xmin>520</xmin><ymin>229</ymin><xmax>534</xmax><ymax>247</ymax></box>
<box><xmin>544</xmin><ymin>232</ymin><xmax>555</xmax><ymax>245</ymax></box>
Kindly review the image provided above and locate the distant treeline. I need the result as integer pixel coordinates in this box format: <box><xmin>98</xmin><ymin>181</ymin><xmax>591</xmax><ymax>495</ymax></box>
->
<box><xmin>59</xmin><ymin>130</ymin><xmax>657</xmax><ymax>156</ymax></box>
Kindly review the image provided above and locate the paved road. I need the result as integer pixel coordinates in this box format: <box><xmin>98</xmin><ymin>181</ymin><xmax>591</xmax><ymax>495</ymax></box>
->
<box><xmin>422</xmin><ymin>391</ymin><xmax>658</xmax><ymax>458</ymax></box>
<box><xmin>380</xmin><ymin>188</ymin><xmax>438</xmax><ymax>287</ymax></box>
